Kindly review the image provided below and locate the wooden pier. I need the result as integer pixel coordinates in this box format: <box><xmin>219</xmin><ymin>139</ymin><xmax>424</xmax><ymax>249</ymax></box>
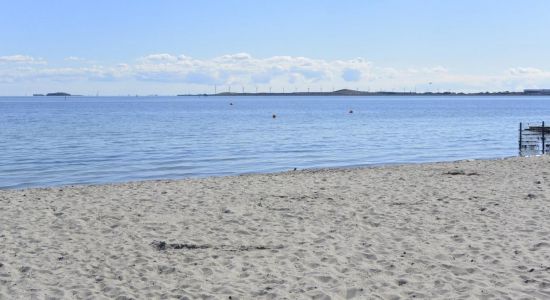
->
<box><xmin>519</xmin><ymin>122</ymin><xmax>549</xmax><ymax>156</ymax></box>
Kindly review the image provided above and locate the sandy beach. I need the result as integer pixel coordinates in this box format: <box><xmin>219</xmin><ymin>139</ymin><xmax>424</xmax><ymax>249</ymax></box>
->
<box><xmin>1</xmin><ymin>156</ymin><xmax>550</xmax><ymax>299</ymax></box>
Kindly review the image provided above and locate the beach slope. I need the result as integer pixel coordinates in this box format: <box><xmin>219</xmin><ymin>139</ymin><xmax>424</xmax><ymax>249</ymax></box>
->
<box><xmin>1</xmin><ymin>156</ymin><xmax>550</xmax><ymax>299</ymax></box>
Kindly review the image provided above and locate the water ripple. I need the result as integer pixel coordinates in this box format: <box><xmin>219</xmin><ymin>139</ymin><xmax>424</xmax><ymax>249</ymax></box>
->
<box><xmin>1</xmin><ymin>95</ymin><xmax>549</xmax><ymax>188</ymax></box>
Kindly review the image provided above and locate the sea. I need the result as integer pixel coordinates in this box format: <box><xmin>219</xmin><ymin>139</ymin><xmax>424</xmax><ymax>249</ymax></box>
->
<box><xmin>1</xmin><ymin>96</ymin><xmax>549</xmax><ymax>189</ymax></box>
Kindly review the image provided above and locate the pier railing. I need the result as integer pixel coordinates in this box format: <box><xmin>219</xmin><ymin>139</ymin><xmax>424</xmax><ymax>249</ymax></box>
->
<box><xmin>519</xmin><ymin>121</ymin><xmax>549</xmax><ymax>156</ymax></box>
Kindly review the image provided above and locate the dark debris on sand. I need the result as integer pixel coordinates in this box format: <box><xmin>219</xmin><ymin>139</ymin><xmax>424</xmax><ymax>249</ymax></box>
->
<box><xmin>152</xmin><ymin>241</ymin><xmax>210</xmax><ymax>251</ymax></box>
<box><xmin>444</xmin><ymin>170</ymin><xmax>479</xmax><ymax>176</ymax></box>
<box><xmin>151</xmin><ymin>240</ymin><xmax>283</xmax><ymax>252</ymax></box>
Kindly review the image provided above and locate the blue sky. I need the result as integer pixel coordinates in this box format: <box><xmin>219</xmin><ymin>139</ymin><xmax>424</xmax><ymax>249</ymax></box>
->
<box><xmin>1</xmin><ymin>0</ymin><xmax>550</xmax><ymax>95</ymax></box>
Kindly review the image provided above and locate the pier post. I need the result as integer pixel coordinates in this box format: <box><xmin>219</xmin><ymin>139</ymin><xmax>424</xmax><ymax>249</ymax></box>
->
<box><xmin>519</xmin><ymin>122</ymin><xmax>522</xmax><ymax>155</ymax></box>
<box><xmin>542</xmin><ymin>121</ymin><xmax>546</xmax><ymax>154</ymax></box>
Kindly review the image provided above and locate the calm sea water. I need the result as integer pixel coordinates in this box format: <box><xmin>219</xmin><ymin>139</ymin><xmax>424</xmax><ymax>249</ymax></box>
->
<box><xmin>1</xmin><ymin>96</ymin><xmax>549</xmax><ymax>189</ymax></box>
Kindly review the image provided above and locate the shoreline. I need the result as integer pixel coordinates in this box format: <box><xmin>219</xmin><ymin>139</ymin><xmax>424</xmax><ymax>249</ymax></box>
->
<box><xmin>1</xmin><ymin>156</ymin><xmax>550</xmax><ymax>298</ymax></box>
<box><xmin>181</xmin><ymin>92</ymin><xmax>550</xmax><ymax>97</ymax></box>
<box><xmin>2</xmin><ymin>155</ymin><xmax>519</xmax><ymax>191</ymax></box>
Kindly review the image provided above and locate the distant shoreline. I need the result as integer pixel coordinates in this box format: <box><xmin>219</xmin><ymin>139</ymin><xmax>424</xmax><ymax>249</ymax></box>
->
<box><xmin>178</xmin><ymin>92</ymin><xmax>550</xmax><ymax>97</ymax></box>
<box><xmin>178</xmin><ymin>88</ymin><xmax>550</xmax><ymax>97</ymax></box>
<box><xmin>25</xmin><ymin>88</ymin><xmax>550</xmax><ymax>97</ymax></box>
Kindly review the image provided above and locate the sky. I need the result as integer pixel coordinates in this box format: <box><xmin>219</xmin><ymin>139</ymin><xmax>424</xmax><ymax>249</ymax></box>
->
<box><xmin>1</xmin><ymin>0</ymin><xmax>550</xmax><ymax>95</ymax></box>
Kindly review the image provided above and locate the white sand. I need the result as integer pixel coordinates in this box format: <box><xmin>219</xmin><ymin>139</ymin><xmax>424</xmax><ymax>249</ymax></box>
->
<box><xmin>1</xmin><ymin>156</ymin><xmax>550</xmax><ymax>299</ymax></box>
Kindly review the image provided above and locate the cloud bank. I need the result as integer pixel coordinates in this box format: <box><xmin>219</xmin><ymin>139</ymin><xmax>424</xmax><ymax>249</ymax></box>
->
<box><xmin>0</xmin><ymin>53</ymin><xmax>549</xmax><ymax>94</ymax></box>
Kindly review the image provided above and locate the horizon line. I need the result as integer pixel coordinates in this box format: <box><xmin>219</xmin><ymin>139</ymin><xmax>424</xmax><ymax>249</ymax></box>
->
<box><xmin>17</xmin><ymin>88</ymin><xmax>550</xmax><ymax>97</ymax></box>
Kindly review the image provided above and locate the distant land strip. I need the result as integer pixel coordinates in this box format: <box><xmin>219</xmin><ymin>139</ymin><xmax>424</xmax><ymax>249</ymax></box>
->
<box><xmin>30</xmin><ymin>89</ymin><xmax>550</xmax><ymax>97</ymax></box>
<box><xmin>178</xmin><ymin>88</ymin><xmax>550</xmax><ymax>97</ymax></box>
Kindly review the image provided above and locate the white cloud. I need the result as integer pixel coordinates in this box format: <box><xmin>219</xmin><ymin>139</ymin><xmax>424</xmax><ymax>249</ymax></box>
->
<box><xmin>217</xmin><ymin>52</ymin><xmax>252</xmax><ymax>61</ymax></box>
<box><xmin>140</xmin><ymin>53</ymin><xmax>179</xmax><ymax>63</ymax></box>
<box><xmin>64</xmin><ymin>56</ymin><xmax>84</xmax><ymax>61</ymax></box>
<box><xmin>508</xmin><ymin>67</ymin><xmax>550</xmax><ymax>78</ymax></box>
<box><xmin>2</xmin><ymin>53</ymin><xmax>550</xmax><ymax>93</ymax></box>
<box><xmin>0</xmin><ymin>54</ymin><xmax>46</xmax><ymax>64</ymax></box>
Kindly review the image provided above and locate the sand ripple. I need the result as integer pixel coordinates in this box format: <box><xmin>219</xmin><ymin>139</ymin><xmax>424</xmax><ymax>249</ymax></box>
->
<box><xmin>1</xmin><ymin>156</ymin><xmax>550</xmax><ymax>299</ymax></box>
